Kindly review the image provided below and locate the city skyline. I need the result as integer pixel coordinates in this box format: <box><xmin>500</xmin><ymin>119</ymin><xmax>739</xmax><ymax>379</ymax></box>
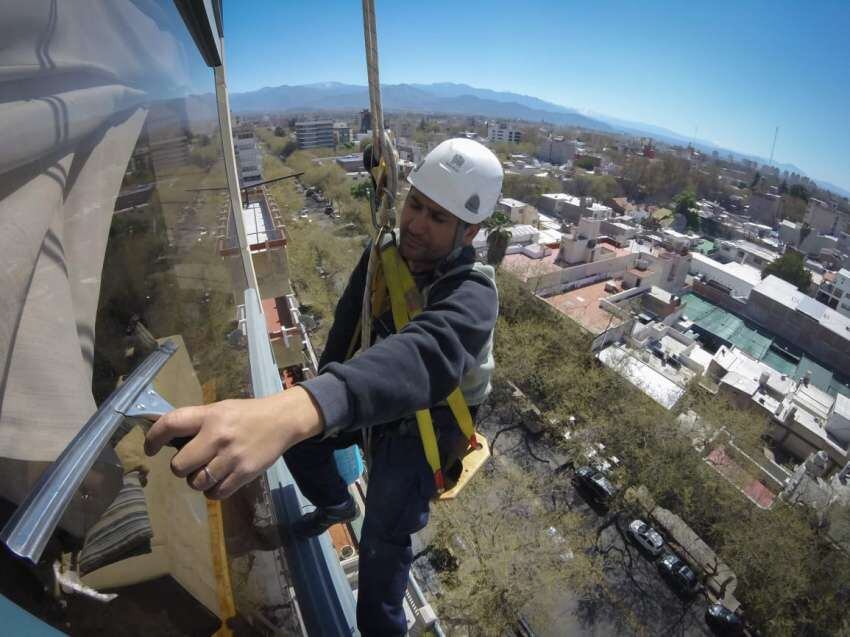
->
<box><xmin>224</xmin><ymin>0</ymin><xmax>850</xmax><ymax>193</ymax></box>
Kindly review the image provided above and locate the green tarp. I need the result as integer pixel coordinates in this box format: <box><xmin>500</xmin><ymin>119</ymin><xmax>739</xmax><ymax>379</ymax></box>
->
<box><xmin>682</xmin><ymin>293</ymin><xmax>850</xmax><ymax>397</ymax></box>
<box><xmin>681</xmin><ymin>294</ymin><xmax>773</xmax><ymax>359</ymax></box>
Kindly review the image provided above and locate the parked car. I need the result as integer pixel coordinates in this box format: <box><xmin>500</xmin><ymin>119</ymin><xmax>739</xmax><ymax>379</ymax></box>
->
<box><xmin>573</xmin><ymin>466</ymin><xmax>617</xmax><ymax>504</ymax></box>
<box><xmin>627</xmin><ymin>519</ymin><xmax>664</xmax><ymax>557</ymax></box>
<box><xmin>657</xmin><ymin>552</ymin><xmax>699</xmax><ymax>595</ymax></box>
<box><xmin>705</xmin><ymin>603</ymin><xmax>744</xmax><ymax>635</ymax></box>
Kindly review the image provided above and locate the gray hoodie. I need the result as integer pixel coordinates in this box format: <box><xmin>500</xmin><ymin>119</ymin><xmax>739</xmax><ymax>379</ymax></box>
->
<box><xmin>301</xmin><ymin>242</ymin><xmax>498</xmax><ymax>438</ymax></box>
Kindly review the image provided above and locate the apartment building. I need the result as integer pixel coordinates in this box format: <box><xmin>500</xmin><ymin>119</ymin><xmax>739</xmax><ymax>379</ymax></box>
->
<box><xmin>488</xmin><ymin>122</ymin><xmax>522</xmax><ymax>143</ymax></box>
<box><xmin>816</xmin><ymin>268</ymin><xmax>850</xmax><ymax>317</ymax></box>
<box><xmin>536</xmin><ymin>136</ymin><xmax>576</xmax><ymax>164</ymax></box>
<box><xmin>296</xmin><ymin>120</ymin><xmax>335</xmax><ymax>149</ymax></box>
<box><xmin>234</xmin><ymin>128</ymin><xmax>263</xmax><ymax>187</ymax></box>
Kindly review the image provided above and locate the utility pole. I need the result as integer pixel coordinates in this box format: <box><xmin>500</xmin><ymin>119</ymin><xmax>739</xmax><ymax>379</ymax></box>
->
<box><xmin>769</xmin><ymin>126</ymin><xmax>779</xmax><ymax>167</ymax></box>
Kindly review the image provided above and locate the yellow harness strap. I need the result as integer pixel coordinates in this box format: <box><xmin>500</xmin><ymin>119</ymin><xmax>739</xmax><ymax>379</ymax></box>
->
<box><xmin>377</xmin><ymin>239</ymin><xmax>481</xmax><ymax>494</ymax></box>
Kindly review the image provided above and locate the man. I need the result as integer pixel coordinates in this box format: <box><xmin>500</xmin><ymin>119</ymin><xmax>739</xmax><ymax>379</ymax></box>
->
<box><xmin>145</xmin><ymin>138</ymin><xmax>503</xmax><ymax>634</ymax></box>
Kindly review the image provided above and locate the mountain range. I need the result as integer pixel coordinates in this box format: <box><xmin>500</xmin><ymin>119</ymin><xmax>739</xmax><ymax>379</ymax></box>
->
<box><xmin>229</xmin><ymin>81</ymin><xmax>848</xmax><ymax>198</ymax></box>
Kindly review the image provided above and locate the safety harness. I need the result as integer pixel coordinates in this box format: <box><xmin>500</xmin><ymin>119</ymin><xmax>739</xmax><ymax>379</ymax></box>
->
<box><xmin>348</xmin><ymin>229</ymin><xmax>492</xmax><ymax>500</ymax></box>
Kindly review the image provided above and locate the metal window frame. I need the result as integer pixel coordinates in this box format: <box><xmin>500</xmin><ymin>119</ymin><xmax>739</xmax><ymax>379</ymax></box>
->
<box><xmin>174</xmin><ymin>0</ymin><xmax>223</xmax><ymax>67</ymax></box>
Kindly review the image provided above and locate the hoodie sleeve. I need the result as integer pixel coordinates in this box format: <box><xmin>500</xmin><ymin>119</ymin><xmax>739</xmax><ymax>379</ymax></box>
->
<box><xmin>300</xmin><ymin>269</ymin><xmax>497</xmax><ymax>437</ymax></box>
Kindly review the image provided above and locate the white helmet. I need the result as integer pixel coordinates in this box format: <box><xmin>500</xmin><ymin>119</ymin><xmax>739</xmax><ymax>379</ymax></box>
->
<box><xmin>407</xmin><ymin>138</ymin><xmax>503</xmax><ymax>225</ymax></box>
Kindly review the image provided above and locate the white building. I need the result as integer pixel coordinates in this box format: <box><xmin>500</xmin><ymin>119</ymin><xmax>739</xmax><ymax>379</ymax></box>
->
<box><xmin>816</xmin><ymin>268</ymin><xmax>850</xmax><ymax>318</ymax></box>
<box><xmin>296</xmin><ymin>120</ymin><xmax>335</xmax><ymax>149</ymax></box>
<box><xmin>487</xmin><ymin>122</ymin><xmax>522</xmax><ymax>143</ymax></box>
<box><xmin>689</xmin><ymin>253</ymin><xmax>763</xmax><ymax>300</ymax></box>
<box><xmin>233</xmin><ymin>129</ymin><xmax>262</xmax><ymax>187</ymax></box>
<box><xmin>705</xmin><ymin>346</ymin><xmax>849</xmax><ymax>467</ymax></box>
<box><xmin>498</xmin><ymin>198</ymin><xmax>539</xmax><ymax>225</ymax></box>
<box><xmin>715</xmin><ymin>239</ymin><xmax>780</xmax><ymax>271</ymax></box>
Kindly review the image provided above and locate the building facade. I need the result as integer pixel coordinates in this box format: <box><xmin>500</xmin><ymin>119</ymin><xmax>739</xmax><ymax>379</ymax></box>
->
<box><xmin>816</xmin><ymin>268</ymin><xmax>850</xmax><ymax>317</ymax></box>
<box><xmin>488</xmin><ymin>122</ymin><xmax>522</xmax><ymax>143</ymax></box>
<box><xmin>536</xmin><ymin>136</ymin><xmax>576</xmax><ymax>164</ymax></box>
<box><xmin>498</xmin><ymin>197</ymin><xmax>538</xmax><ymax>225</ymax></box>
<box><xmin>234</xmin><ymin>129</ymin><xmax>263</xmax><ymax>187</ymax></box>
<box><xmin>747</xmin><ymin>192</ymin><xmax>782</xmax><ymax>226</ymax></box>
<box><xmin>332</xmin><ymin>122</ymin><xmax>351</xmax><ymax>145</ymax></box>
<box><xmin>295</xmin><ymin>120</ymin><xmax>335</xmax><ymax>149</ymax></box>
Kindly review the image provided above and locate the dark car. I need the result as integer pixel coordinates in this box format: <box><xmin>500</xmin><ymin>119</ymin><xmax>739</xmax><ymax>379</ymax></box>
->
<box><xmin>658</xmin><ymin>552</ymin><xmax>699</xmax><ymax>595</ymax></box>
<box><xmin>573</xmin><ymin>466</ymin><xmax>617</xmax><ymax>504</ymax></box>
<box><xmin>705</xmin><ymin>603</ymin><xmax>744</xmax><ymax>635</ymax></box>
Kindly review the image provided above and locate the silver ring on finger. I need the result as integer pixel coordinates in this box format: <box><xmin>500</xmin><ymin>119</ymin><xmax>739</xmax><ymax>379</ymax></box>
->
<box><xmin>203</xmin><ymin>465</ymin><xmax>219</xmax><ymax>485</ymax></box>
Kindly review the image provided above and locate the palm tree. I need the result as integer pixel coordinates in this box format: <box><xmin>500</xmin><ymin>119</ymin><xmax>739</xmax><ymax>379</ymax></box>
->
<box><xmin>483</xmin><ymin>210</ymin><xmax>513</xmax><ymax>267</ymax></box>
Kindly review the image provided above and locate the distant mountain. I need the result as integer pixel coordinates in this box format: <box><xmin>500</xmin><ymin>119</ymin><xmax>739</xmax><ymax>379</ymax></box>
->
<box><xmin>229</xmin><ymin>82</ymin><xmax>611</xmax><ymax>131</ymax></box>
<box><xmin>229</xmin><ymin>81</ymin><xmax>848</xmax><ymax>197</ymax></box>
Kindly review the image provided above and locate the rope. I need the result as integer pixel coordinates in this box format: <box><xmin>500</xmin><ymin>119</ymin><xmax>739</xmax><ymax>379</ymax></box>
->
<box><xmin>360</xmin><ymin>0</ymin><xmax>400</xmax><ymax>468</ymax></box>
<box><xmin>361</xmin><ymin>0</ymin><xmax>383</xmax><ymax>168</ymax></box>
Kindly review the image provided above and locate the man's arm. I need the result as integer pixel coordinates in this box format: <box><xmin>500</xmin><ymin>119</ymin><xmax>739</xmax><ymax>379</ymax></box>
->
<box><xmin>300</xmin><ymin>272</ymin><xmax>497</xmax><ymax>437</ymax></box>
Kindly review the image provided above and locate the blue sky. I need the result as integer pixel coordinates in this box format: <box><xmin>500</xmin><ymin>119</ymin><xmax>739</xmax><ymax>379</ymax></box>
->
<box><xmin>224</xmin><ymin>0</ymin><xmax>850</xmax><ymax>192</ymax></box>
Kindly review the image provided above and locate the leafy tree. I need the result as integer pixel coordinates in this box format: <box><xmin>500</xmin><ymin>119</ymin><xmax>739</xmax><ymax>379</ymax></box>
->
<box><xmin>501</xmin><ymin>173</ymin><xmax>560</xmax><ymax>202</ymax></box>
<box><xmin>274</xmin><ymin>125</ymin><xmax>286</xmax><ymax>137</ymax></box>
<box><xmin>789</xmin><ymin>184</ymin><xmax>810</xmax><ymax>201</ymax></box>
<box><xmin>782</xmin><ymin>196</ymin><xmax>807</xmax><ymax>223</ymax></box>
<box><xmin>673</xmin><ymin>189</ymin><xmax>700</xmax><ymax>232</ymax></box>
<box><xmin>350</xmin><ymin>180</ymin><xmax>371</xmax><ymax>200</ymax></box>
<box><xmin>761</xmin><ymin>249</ymin><xmax>812</xmax><ymax>290</ymax></box>
<box><xmin>279</xmin><ymin>139</ymin><xmax>298</xmax><ymax>160</ymax></box>
<box><xmin>482</xmin><ymin>210</ymin><xmax>512</xmax><ymax>266</ymax></box>
<box><xmin>589</xmin><ymin>175</ymin><xmax>620</xmax><ymax>202</ymax></box>
<box><xmin>574</xmin><ymin>156</ymin><xmax>596</xmax><ymax>171</ymax></box>
<box><xmin>749</xmin><ymin>171</ymin><xmax>761</xmax><ymax>189</ymax></box>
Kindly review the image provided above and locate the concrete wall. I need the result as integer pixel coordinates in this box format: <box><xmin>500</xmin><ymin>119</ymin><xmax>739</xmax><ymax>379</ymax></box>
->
<box><xmin>690</xmin><ymin>254</ymin><xmax>758</xmax><ymax>298</ymax></box>
<box><xmin>745</xmin><ymin>290</ymin><xmax>850</xmax><ymax>373</ymax></box>
<box><xmin>690</xmin><ymin>281</ymin><xmax>750</xmax><ymax>315</ymax></box>
<box><xmin>530</xmin><ymin>252</ymin><xmax>635</xmax><ymax>293</ymax></box>
<box><xmin>747</xmin><ymin>192</ymin><xmax>781</xmax><ymax>226</ymax></box>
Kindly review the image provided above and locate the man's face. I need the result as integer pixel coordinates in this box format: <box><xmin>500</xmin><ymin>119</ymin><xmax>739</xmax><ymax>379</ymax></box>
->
<box><xmin>399</xmin><ymin>187</ymin><xmax>478</xmax><ymax>270</ymax></box>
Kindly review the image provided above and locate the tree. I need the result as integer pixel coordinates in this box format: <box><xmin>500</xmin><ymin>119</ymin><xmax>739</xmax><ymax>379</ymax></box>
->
<box><xmin>781</xmin><ymin>196</ymin><xmax>807</xmax><ymax>223</ymax></box>
<box><xmin>350</xmin><ymin>180</ymin><xmax>371</xmax><ymax>200</ymax></box>
<box><xmin>274</xmin><ymin>125</ymin><xmax>286</xmax><ymax>137</ymax></box>
<box><xmin>750</xmin><ymin>171</ymin><xmax>761</xmax><ymax>189</ymax></box>
<box><xmin>501</xmin><ymin>173</ymin><xmax>560</xmax><ymax>202</ymax></box>
<box><xmin>673</xmin><ymin>190</ymin><xmax>700</xmax><ymax>232</ymax></box>
<box><xmin>482</xmin><ymin>211</ymin><xmax>512</xmax><ymax>267</ymax></box>
<box><xmin>789</xmin><ymin>184</ymin><xmax>810</xmax><ymax>201</ymax></box>
<box><xmin>761</xmin><ymin>249</ymin><xmax>812</xmax><ymax>290</ymax></box>
<box><xmin>575</xmin><ymin>156</ymin><xmax>596</xmax><ymax>171</ymax></box>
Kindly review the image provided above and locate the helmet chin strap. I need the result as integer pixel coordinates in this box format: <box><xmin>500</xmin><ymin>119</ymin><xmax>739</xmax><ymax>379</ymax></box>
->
<box><xmin>441</xmin><ymin>221</ymin><xmax>469</xmax><ymax>268</ymax></box>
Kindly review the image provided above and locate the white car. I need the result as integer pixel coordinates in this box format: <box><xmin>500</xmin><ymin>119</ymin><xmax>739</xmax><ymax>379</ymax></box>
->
<box><xmin>627</xmin><ymin>519</ymin><xmax>664</xmax><ymax>556</ymax></box>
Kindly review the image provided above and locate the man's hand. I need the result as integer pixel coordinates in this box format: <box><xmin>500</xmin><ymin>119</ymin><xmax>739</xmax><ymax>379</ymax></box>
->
<box><xmin>144</xmin><ymin>387</ymin><xmax>324</xmax><ymax>499</ymax></box>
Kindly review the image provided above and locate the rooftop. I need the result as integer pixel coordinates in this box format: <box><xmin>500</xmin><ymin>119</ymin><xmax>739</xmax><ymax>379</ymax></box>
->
<box><xmin>541</xmin><ymin>193</ymin><xmax>581</xmax><ymax>205</ymax></box>
<box><xmin>598</xmin><ymin>344</ymin><xmax>686</xmax><ymax>410</ymax></box>
<box><xmin>724</xmin><ymin>239</ymin><xmax>779</xmax><ymax>262</ymax></box>
<box><xmin>691</xmin><ymin>253</ymin><xmax>763</xmax><ymax>288</ymax></box>
<box><xmin>545</xmin><ymin>280</ymin><xmax>622</xmax><ymax>334</ymax></box>
<box><xmin>754</xmin><ymin>275</ymin><xmax>850</xmax><ymax>341</ymax></box>
<box><xmin>499</xmin><ymin>197</ymin><xmax>529</xmax><ymax>208</ymax></box>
